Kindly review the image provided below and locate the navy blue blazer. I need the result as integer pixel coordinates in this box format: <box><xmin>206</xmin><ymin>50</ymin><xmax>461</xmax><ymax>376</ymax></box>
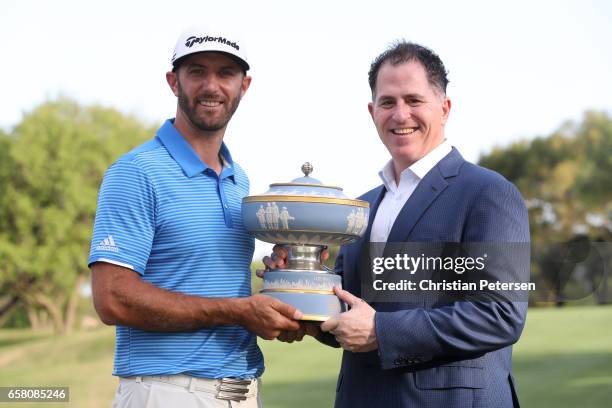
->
<box><xmin>332</xmin><ymin>148</ymin><xmax>530</xmax><ymax>408</ymax></box>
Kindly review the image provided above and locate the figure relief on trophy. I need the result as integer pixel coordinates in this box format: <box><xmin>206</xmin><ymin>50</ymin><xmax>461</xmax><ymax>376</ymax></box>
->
<box><xmin>242</xmin><ymin>163</ymin><xmax>370</xmax><ymax>321</ymax></box>
<box><xmin>255</xmin><ymin>203</ymin><xmax>296</xmax><ymax>231</ymax></box>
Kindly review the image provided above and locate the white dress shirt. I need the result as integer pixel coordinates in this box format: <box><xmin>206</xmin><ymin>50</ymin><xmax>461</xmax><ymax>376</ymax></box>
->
<box><xmin>369</xmin><ymin>140</ymin><xmax>453</xmax><ymax>243</ymax></box>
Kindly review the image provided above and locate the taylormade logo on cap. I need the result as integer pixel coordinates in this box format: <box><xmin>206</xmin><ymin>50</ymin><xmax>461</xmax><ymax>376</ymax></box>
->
<box><xmin>185</xmin><ymin>35</ymin><xmax>240</xmax><ymax>51</ymax></box>
<box><xmin>172</xmin><ymin>25</ymin><xmax>249</xmax><ymax>71</ymax></box>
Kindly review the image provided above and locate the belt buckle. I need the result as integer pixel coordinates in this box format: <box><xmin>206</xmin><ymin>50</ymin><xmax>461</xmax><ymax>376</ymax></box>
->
<box><xmin>215</xmin><ymin>378</ymin><xmax>251</xmax><ymax>402</ymax></box>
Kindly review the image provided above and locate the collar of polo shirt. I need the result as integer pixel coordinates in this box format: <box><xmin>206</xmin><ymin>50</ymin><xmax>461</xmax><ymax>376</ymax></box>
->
<box><xmin>156</xmin><ymin>119</ymin><xmax>236</xmax><ymax>182</ymax></box>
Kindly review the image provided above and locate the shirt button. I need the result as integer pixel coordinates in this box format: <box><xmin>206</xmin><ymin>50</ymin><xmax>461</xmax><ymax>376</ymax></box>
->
<box><xmin>224</xmin><ymin>204</ymin><xmax>229</xmax><ymax>209</ymax></box>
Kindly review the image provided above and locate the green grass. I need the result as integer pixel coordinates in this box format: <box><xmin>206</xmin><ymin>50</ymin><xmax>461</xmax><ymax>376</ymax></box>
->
<box><xmin>513</xmin><ymin>306</ymin><xmax>612</xmax><ymax>407</ymax></box>
<box><xmin>1</xmin><ymin>306</ymin><xmax>610</xmax><ymax>407</ymax></box>
<box><xmin>258</xmin><ymin>337</ymin><xmax>341</xmax><ymax>407</ymax></box>
<box><xmin>0</xmin><ymin>328</ymin><xmax>117</xmax><ymax>408</ymax></box>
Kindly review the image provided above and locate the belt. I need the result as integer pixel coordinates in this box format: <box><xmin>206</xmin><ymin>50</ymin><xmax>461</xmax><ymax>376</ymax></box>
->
<box><xmin>123</xmin><ymin>375</ymin><xmax>258</xmax><ymax>401</ymax></box>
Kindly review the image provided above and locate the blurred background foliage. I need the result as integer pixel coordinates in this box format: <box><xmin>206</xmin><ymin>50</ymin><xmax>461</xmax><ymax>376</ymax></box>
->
<box><xmin>0</xmin><ymin>98</ymin><xmax>153</xmax><ymax>332</ymax></box>
<box><xmin>479</xmin><ymin>111</ymin><xmax>612</xmax><ymax>306</ymax></box>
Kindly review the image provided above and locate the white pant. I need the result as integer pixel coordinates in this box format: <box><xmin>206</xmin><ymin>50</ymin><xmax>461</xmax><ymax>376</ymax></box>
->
<box><xmin>112</xmin><ymin>376</ymin><xmax>262</xmax><ymax>408</ymax></box>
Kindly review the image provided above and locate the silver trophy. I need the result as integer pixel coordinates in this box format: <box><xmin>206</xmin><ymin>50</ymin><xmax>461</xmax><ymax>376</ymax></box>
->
<box><xmin>242</xmin><ymin>163</ymin><xmax>370</xmax><ymax>321</ymax></box>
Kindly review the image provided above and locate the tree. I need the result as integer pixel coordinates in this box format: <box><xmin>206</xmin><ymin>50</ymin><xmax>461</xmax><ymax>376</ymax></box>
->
<box><xmin>0</xmin><ymin>98</ymin><xmax>153</xmax><ymax>333</ymax></box>
<box><xmin>0</xmin><ymin>129</ymin><xmax>20</xmax><ymax>326</ymax></box>
<box><xmin>479</xmin><ymin>111</ymin><xmax>612</xmax><ymax>305</ymax></box>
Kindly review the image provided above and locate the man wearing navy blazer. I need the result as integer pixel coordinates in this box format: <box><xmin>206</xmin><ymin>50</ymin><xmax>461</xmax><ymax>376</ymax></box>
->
<box><xmin>265</xmin><ymin>41</ymin><xmax>529</xmax><ymax>407</ymax></box>
<box><xmin>315</xmin><ymin>42</ymin><xmax>530</xmax><ymax>408</ymax></box>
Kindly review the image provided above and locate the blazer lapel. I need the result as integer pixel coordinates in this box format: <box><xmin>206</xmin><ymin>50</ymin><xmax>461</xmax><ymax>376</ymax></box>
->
<box><xmin>386</xmin><ymin>148</ymin><xmax>464</xmax><ymax>243</ymax></box>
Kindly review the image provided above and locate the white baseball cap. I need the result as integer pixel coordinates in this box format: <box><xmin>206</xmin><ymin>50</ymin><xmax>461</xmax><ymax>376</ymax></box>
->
<box><xmin>171</xmin><ymin>25</ymin><xmax>249</xmax><ymax>71</ymax></box>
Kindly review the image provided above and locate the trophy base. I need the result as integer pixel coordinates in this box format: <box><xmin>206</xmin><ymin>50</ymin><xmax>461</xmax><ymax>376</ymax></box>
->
<box><xmin>262</xmin><ymin>290</ymin><xmax>345</xmax><ymax>321</ymax></box>
<box><xmin>261</xmin><ymin>270</ymin><xmax>345</xmax><ymax>321</ymax></box>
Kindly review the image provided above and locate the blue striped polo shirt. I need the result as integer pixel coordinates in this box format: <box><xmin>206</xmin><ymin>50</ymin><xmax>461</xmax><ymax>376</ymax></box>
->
<box><xmin>88</xmin><ymin>119</ymin><xmax>261</xmax><ymax>379</ymax></box>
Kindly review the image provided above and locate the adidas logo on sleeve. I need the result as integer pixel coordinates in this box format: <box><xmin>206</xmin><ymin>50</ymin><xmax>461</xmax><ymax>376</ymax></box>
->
<box><xmin>95</xmin><ymin>235</ymin><xmax>120</xmax><ymax>253</ymax></box>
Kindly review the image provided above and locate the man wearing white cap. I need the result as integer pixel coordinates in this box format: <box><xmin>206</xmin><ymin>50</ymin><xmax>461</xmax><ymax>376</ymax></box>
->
<box><xmin>89</xmin><ymin>26</ymin><xmax>302</xmax><ymax>407</ymax></box>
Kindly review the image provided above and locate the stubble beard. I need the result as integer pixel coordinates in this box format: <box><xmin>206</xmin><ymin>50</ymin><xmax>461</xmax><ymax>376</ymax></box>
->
<box><xmin>177</xmin><ymin>80</ymin><xmax>241</xmax><ymax>133</ymax></box>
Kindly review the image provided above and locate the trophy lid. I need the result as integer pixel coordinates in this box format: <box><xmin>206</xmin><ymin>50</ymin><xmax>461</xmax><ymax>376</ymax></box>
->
<box><xmin>241</xmin><ymin>162</ymin><xmax>370</xmax><ymax>247</ymax></box>
<box><xmin>264</xmin><ymin>162</ymin><xmax>347</xmax><ymax>199</ymax></box>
